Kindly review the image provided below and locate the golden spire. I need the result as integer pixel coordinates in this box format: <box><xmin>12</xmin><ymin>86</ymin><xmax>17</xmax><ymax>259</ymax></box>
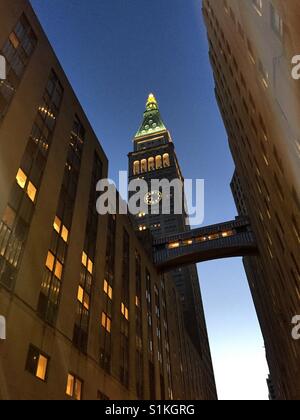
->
<box><xmin>146</xmin><ymin>93</ymin><xmax>158</xmax><ymax>111</ymax></box>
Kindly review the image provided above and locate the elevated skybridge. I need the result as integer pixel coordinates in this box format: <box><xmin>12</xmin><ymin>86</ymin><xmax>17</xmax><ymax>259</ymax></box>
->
<box><xmin>153</xmin><ymin>217</ymin><xmax>258</xmax><ymax>272</ymax></box>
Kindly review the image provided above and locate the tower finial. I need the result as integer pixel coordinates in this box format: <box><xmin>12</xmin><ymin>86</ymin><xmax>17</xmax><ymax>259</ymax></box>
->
<box><xmin>146</xmin><ymin>93</ymin><xmax>158</xmax><ymax>110</ymax></box>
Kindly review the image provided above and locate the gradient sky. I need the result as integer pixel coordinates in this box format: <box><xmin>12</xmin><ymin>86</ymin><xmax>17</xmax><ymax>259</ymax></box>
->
<box><xmin>30</xmin><ymin>0</ymin><xmax>269</xmax><ymax>400</ymax></box>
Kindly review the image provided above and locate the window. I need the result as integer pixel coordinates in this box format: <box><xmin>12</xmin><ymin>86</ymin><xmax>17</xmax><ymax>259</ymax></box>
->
<box><xmin>271</xmin><ymin>4</ymin><xmax>283</xmax><ymax>39</ymax></box>
<box><xmin>45</xmin><ymin>251</ymin><xmax>55</xmax><ymax>272</ymax></box>
<box><xmin>81</xmin><ymin>251</ymin><xmax>93</xmax><ymax>274</ymax></box>
<box><xmin>163</xmin><ymin>153</ymin><xmax>170</xmax><ymax>168</ymax></box>
<box><xmin>16</xmin><ymin>168</ymin><xmax>27</xmax><ymax>189</ymax></box>
<box><xmin>121</xmin><ymin>303</ymin><xmax>129</xmax><ymax>320</ymax></box>
<box><xmin>224</xmin><ymin>0</ymin><xmax>229</xmax><ymax>13</ymax></box>
<box><xmin>133</xmin><ymin>161</ymin><xmax>140</xmax><ymax>176</ymax></box>
<box><xmin>77</xmin><ymin>285</ymin><xmax>90</xmax><ymax>310</ymax></box>
<box><xmin>252</xmin><ymin>0</ymin><xmax>263</xmax><ymax>16</ymax></box>
<box><xmin>26</xmin><ymin>345</ymin><xmax>49</xmax><ymax>382</ymax></box>
<box><xmin>16</xmin><ymin>168</ymin><xmax>37</xmax><ymax>202</ymax></box>
<box><xmin>103</xmin><ymin>279</ymin><xmax>113</xmax><ymax>299</ymax></box>
<box><xmin>247</xmin><ymin>39</ymin><xmax>255</xmax><ymax>64</ymax></box>
<box><xmin>0</xmin><ymin>14</ymin><xmax>37</xmax><ymax>120</ymax></box>
<box><xmin>66</xmin><ymin>373</ymin><xmax>83</xmax><ymax>400</ymax></box>
<box><xmin>292</xmin><ymin>215</ymin><xmax>300</xmax><ymax>244</ymax></box>
<box><xmin>2</xmin><ymin>206</ymin><xmax>16</xmax><ymax>229</ymax></box>
<box><xmin>38</xmin><ymin>117</ymin><xmax>82</xmax><ymax>325</ymax></box>
<box><xmin>53</xmin><ymin>216</ymin><xmax>69</xmax><ymax>243</ymax></box>
<box><xmin>98</xmin><ymin>391</ymin><xmax>110</xmax><ymax>400</ymax></box>
<box><xmin>148</xmin><ymin>157</ymin><xmax>155</xmax><ymax>171</ymax></box>
<box><xmin>73</xmin><ymin>155</ymin><xmax>101</xmax><ymax>353</ymax></box>
<box><xmin>258</xmin><ymin>60</ymin><xmax>269</xmax><ymax>88</ymax></box>
<box><xmin>168</xmin><ymin>242</ymin><xmax>180</xmax><ymax>249</ymax></box>
<box><xmin>141</xmin><ymin>159</ymin><xmax>147</xmax><ymax>173</ymax></box>
<box><xmin>155</xmin><ymin>155</ymin><xmax>162</xmax><ymax>169</ymax></box>
<box><xmin>101</xmin><ymin>312</ymin><xmax>111</xmax><ymax>333</ymax></box>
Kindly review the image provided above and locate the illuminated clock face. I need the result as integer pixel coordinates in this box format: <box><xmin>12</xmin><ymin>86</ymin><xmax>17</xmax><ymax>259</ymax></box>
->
<box><xmin>144</xmin><ymin>191</ymin><xmax>162</xmax><ymax>206</ymax></box>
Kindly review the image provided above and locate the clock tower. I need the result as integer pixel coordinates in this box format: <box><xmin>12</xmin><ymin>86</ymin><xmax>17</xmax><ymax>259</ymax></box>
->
<box><xmin>128</xmin><ymin>94</ymin><xmax>214</xmax><ymax>372</ymax></box>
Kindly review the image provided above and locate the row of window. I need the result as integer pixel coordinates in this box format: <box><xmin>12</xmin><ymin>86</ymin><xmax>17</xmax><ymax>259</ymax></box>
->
<box><xmin>38</xmin><ymin>115</ymin><xmax>83</xmax><ymax>325</ymax></box>
<box><xmin>73</xmin><ymin>154</ymin><xmax>102</xmax><ymax>353</ymax></box>
<box><xmin>0</xmin><ymin>70</ymin><xmax>63</xmax><ymax>291</ymax></box>
<box><xmin>26</xmin><ymin>345</ymin><xmax>109</xmax><ymax>400</ymax></box>
<box><xmin>100</xmin><ymin>214</ymin><xmax>116</xmax><ymax>372</ymax></box>
<box><xmin>133</xmin><ymin>154</ymin><xmax>170</xmax><ymax>175</ymax></box>
<box><xmin>207</xmin><ymin>2</ymin><xmax>290</xmax><ymax>191</ymax></box>
<box><xmin>0</xmin><ymin>14</ymin><xmax>37</xmax><ymax>120</ymax></box>
<box><xmin>207</xmin><ymin>2</ymin><xmax>300</xmax><ymax>242</ymax></box>
<box><xmin>167</xmin><ymin>229</ymin><xmax>235</xmax><ymax>250</ymax></box>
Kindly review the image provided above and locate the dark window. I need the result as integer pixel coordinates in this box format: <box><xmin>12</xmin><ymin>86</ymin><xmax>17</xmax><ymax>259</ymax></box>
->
<box><xmin>97</xmin><ymin>391</ymin><xmax>110</xmax><ymax>401</ymax></box>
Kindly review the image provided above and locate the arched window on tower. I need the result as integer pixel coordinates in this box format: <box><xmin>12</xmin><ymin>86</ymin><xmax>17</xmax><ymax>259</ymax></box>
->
<box><xmin>141</xmin><ymin>159</ymin><xmax>147</xmax><ymax>173</ymax></box>
<box><xmin>133</xmin><ymin>161</ymin><xmax>140</xmax><ymax>175</ymax></box>
<box><xmin>163</xmin><ymin>153</ymin><xmax>170</xmax><ymax>168</ymax></box>
<box><xmin>156</xmin><ymin>155</ymin><xmax>162</xmax><ymax>169</ymax></box>
<box><xmin>148</xmin><ymin>157</ymin><xmax>155</xmax><ymax>171</ymax></box>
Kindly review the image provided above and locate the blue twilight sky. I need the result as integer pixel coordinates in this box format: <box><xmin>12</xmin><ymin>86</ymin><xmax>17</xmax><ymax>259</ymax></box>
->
<box><xmin>30</xmin><ymin>0</ymin><xmax>269</xmax><ymax>400</ymax></box>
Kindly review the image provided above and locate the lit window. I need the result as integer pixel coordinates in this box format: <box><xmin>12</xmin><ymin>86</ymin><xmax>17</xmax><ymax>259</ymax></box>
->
<box><xmin>78</xmin><ymin>285</ymin><xmax>90</xmax><ymax>311</ymax></box>
<box><xmin>182</xmin><ymin>239</ymin><xmax>193</xmax><ymax>246</ymax></box>
<box><xmin>156</xmin><ymin>155</ymin><xmax>162</xmax><ymax>169</ymax></box>
<box><xmin>61</xmin><ymin>226</ymin><xmax>69</xmax><ymax>243</ymax></box>
<box><xmin>258</xmin><ymin>60</ymin><xmax>269</xmax><ymax>88</ymax></box>
<box><xmin>16</xmin><ymin>168</ymin><xmax>27</xmax><ymax>189</ymax></box>
<box><xmin>168</xmin><ymin>242</ymin><xmax>180</xmax><ymax>249</ymax></box>
<box><xmin>135</xmin><ymin>296</ymin><xmax>140</xmax><ymax>307</ymax></box>
<box><xmin>83</xmin><ymin>294</ymin><xmax>90</xmax><ymax>310</ymax></box>
<box><xmin>9</xmin><ymin>32</ymin><xmax>20</xmax><ymax>49</ymax></box>
<box><xmin>26</xmin><ymin>345</ymin><xmax>49</xmax><ymax>382</ymax></box>
<box><xmin>133</xmin><ymin>161</ymin><xmax>140</xmax><ymax>176</ymax></box>
<box><xmin>141</xmin><ymin>159</ymin><xmax>147</xmax><ymax>173</ymax></box>
<box><xmin>36</xmin><ymin>355</ymin><xmax>48</xmax><ymax>381</ymax></box>
<box><xmin>53</xmin><ymin>216</ymin><xmax>61</xmax><ymax>234</ymax></box>
<box><xmin>27</xmin><ymin>181</ymin><xmax>37</xmax><ymax>202</ymax></box>
<box><xmin>53</xmin><ymin>217</ymin><xmax>68</xmax><ymax>242</ymax></box>
<box><xmin>87</xmin><ymin>259</ymin><xmax>93</xmax><ymax>274</ymax></box>
<box><xmin>46</xmin><ymin>252</ymin><xmax>55</xmax><ymax>271</ymax></box>
<box><xmin>101</xmin><ymin>312</ymin><xmax>111</xmax><ymax>333</ymax></box>
<box><xmin>103</xmin><ymin>280</ymin><xmax>113</xmax><ymax>299</ymax></box>
<box><xmin>82</xmin><ymin>252</ymin><xmax>93</xmax><ymax>274</ymax></box>
<box><xmin>121</xmin><ymin>303</ymin><xmax>129</xmax><ymax>320</ymax></box>
<box><xmin>252</xmin><ymin>0</ymin><xmax>263</xmax><ymax>16</ymax></box>
<box><xmin>54</xmin><ymin>260</ymin><xmax>63</xmax><ymax>280</ymax></box>
<box><xmin>77</xmin><ymin>285</ymin><xmax>84</xmax><ymax>304</ymax></box>
<box><xmin>163</xmin><ymin>153</ymin><xmax>170</xmax><ymax>168</ymax></box>
<box><xmin>148</xmin><ymin>157</ymin><xmax>155</xmax><ymax>171</ymax></box>
<box><xmin>222</xmin><ymin>230</ymin><xmax>234</xmax><ymax>238</ymax></box>
<box><xmin>82</xmin><ymin>252</ymin><xmax>87</xmax><ymax>267</ymax></box>
<box><xmin>66</xmin><ymin>374</ymin><xmax>83</xmax><ymax>400</ymax></box>
<box><xmin>247</xmin><ymin>39</ymin><xmax>255</xmax><ymax>64</ymax></box>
